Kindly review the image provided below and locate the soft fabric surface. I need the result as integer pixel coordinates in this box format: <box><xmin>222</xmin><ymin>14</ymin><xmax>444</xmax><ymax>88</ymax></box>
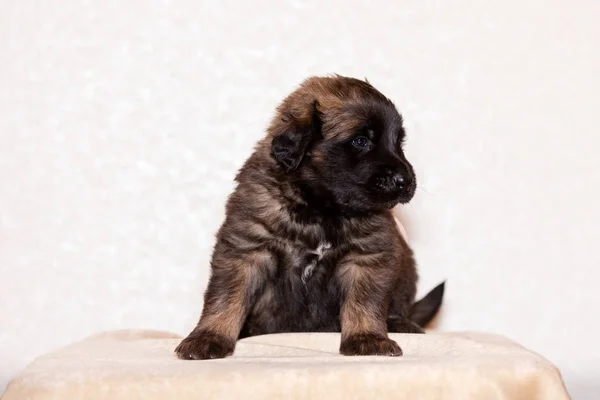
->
<box><xmin>2</xmin><ymin>330</ymin><xmax>570</xmax><ymax>400</ymax></box>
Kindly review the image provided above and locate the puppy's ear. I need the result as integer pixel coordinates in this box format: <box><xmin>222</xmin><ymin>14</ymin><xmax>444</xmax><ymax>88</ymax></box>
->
<box><xmin>271</xmin><ymin>101</ymin><xmax>322</xmax><ymax>172</ymax></box>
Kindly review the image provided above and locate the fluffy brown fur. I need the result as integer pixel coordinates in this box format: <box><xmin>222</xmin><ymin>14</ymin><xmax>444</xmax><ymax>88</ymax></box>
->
<box><xmin>175</xmin><ymin>75</ymin><xmax>445</xmax><ymax>360</ymax></box>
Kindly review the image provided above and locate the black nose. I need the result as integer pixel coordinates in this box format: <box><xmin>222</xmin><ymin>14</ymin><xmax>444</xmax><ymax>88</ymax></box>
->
<box><xmin>392</xmin><ymin>174</ymin><xmax>406</xmax><ymax>186</ymax></box>
<box><xmin>391</xmin><ymin>172</ymin><xmax>413</xmax><ymax>189</ymax></box>
<box><xmin>375</xmin><ymin>169</ymin><xmax>413</xmax><ymax>194</ymax></box>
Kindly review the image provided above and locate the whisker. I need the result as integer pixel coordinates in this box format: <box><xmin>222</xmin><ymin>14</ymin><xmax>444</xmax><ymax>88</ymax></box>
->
<box><xmin>417</xmin><ymin>186</ymin><xmax>435</xmax><ymax>196</ymax></box>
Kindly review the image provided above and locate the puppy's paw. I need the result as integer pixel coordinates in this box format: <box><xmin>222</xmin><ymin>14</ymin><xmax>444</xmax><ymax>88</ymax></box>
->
<box><xmin>175</xmin><ymin>331</ymin><xmax>235</xmax><ymax>360</ymax></box>
<box><xmin>340</xmin><ymin>334</ymin><xmax>402</xmax><ymax>356</ymax></box>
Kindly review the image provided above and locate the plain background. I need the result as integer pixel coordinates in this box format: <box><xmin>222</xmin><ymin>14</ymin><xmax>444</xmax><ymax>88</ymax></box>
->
<box><xmin>1</xmin><ymin>0</ymin><xmax>599</xmax><ymax>398</ymax></box>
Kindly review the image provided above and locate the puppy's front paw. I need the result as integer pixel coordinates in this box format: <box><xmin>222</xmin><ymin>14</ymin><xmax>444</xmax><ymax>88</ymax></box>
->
<box><xmin>175</xmin><ymin>331</ymin><xmax>235</xmax><ymax>360</ymax></box>
<box><xmin>340</xmin><ymin>334</ymin><xmax>402</xmax><ymax>356</ymax></box>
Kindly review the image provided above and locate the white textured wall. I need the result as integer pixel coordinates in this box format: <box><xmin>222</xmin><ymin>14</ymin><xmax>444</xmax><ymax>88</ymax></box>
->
<box><xmin>1</xmin><ymin>1</ymin><xmax>599</xmax><ymax>398</ymax></box>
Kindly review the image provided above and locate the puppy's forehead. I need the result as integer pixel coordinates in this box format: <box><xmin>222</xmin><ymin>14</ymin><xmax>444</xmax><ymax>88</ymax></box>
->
<box><xmin>322</xmin><ymin>102</ymin><xmax>399</xmax><ymax>141</ymax></box>
<box><xmin>300</xmin><ymin>76</ymin><xmax>403</xmax><ymax>140</ymax></box>
<box><xmin>269</xmin><ymin>76</ymin><xmax>403</xmax><ymax>141</ymax></box>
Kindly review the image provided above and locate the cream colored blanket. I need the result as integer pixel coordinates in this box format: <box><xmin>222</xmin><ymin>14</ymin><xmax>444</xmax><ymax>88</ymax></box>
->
<box><xmin>2</xmin><ymin>330</ymin><xmax>570</xmax><ymax>400</ymax></box>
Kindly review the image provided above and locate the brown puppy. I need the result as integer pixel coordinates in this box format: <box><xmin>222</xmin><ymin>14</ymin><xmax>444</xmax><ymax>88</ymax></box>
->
<box><xmin>175</xmin><ymin>75</ymin><xmax>445</xmax><ymax>360</ymax></box>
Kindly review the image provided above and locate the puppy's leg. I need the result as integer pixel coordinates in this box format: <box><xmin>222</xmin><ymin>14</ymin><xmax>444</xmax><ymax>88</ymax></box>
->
<box><xmin>175</xmin><ymin>252</ymin><xmax>267</xmax><ymax>360</ymax></box>
<box><xmin>337</xmin><ymin>263</ymin><xmax>402</xmax><ymax>357</ymax></box>
<box><xmin>387</xmin><ymin>316</ymin><xmax>425</xmax><ymax>334</ymax></box>
<box><xmin>387</xmin><ymin>287</ymin><xmax>425</xmax><ymax>334</ymax></box>
<box><xmin>386</xmin><ymin>251</ymin><xmax>426</xmax><ymax>334</ymax></box>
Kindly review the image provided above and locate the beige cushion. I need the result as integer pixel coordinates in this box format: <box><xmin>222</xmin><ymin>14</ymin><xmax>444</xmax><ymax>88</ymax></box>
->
<box><xmin>2</xmin><ymin>330</ymin><xmax>570</xmax><ymax>400</ymax></box>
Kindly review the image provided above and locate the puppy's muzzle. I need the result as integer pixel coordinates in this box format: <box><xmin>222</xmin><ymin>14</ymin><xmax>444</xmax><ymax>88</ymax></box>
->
<box><xmin>375</xmin><ymin>171</ymin><xmax>413</xmax><ymax>193</ymax></box>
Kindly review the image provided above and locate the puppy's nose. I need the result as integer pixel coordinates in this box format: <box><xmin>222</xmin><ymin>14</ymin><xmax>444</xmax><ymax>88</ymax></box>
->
<box><xmin>392</xmin><ymin>174</ymin><xmax>406</xmax><ymax>186</ymax></box>
<box><xmin>391</xmin><ymin>173</ymin><xmax>412</xmax><ymax>189</ymax></box>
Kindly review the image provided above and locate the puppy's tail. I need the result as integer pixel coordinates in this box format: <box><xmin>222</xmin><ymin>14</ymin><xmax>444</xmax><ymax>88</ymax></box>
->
<box><xmin>409</xmin><ymin>281</ymin><xmax>445</xmax><ymax>327</ymax></box>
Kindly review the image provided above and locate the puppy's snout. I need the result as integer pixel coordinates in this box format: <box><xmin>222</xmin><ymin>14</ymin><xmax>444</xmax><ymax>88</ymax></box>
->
<box><xmin>377</xmin><ymin>169</ymin><xmax>413</xmax><ymax>193</ymax></box>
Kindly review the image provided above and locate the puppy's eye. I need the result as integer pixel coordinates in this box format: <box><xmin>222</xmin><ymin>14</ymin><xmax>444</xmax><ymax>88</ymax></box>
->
<box><xmin>352</xmin><ymin>136</ymin><xmax>370</xmax><ymax>148</ymax></box>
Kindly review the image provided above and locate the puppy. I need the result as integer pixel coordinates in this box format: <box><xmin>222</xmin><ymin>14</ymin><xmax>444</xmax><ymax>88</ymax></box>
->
<box><xmin>175</xmin><ymin>75</ymin><xmax>445</xmax><ymax>360</ymax></box>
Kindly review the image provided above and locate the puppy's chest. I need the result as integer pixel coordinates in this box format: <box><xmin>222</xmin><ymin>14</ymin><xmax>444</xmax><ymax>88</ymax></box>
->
<box><xmin>298</xmin><ymin>241</ymin><xmax>333</xmax><ymax>284</ymax></box>
<box><xmin>274</xmin><ymin>222</ymin><xmax>350</xmax><ymax>288</ymax></box>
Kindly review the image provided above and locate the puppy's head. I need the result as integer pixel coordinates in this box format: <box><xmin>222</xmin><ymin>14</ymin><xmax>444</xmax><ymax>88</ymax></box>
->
<box><xmin>268</xmin><ymin>75</ymin><xmax>416</xmax><ymax>214</ymax></box>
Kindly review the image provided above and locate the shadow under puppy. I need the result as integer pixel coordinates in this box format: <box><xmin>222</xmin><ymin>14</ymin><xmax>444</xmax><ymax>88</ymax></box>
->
<box><xmin>176</xmin><ymin>75</ymin><xmax>445</xmax><ymax>360</ymax></box>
